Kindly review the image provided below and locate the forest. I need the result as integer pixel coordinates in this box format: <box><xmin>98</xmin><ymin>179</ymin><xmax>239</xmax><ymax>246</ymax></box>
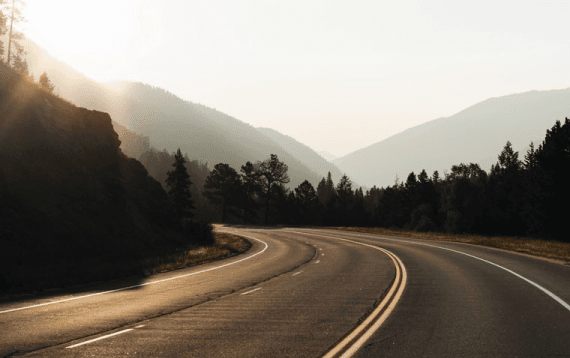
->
<box><xmin>177</xmin><ymin>117</ymin><xmax>570</xmax><ymax>243</ymax></box>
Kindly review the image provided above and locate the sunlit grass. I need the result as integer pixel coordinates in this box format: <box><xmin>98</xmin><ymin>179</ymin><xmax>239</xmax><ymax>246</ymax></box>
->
<box><xmin>325</xmin><ymin>227</ymin><xmax>570</xmax><ymax>264</ymax></box>
<box><xmin>142</xmin><ymin>232</ymin><xmax>251</xmax><ymax>274</ymax></box>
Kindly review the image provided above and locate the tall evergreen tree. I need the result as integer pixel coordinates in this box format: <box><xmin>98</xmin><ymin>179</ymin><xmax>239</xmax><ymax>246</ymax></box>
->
<box><xmin>203</xmin><ymin>163</ymin><xmax>241</xmax><ymax>224</ymax></box>
<box><xmin>333</xmin><ymin>174</ymin><xmax>354</xmax><ymax>225</ymax></box>
<box><xmin>488</xmin><ymin>141</ymin><xmax>524</xmax><ymax>235</ymax></box>
<box><xmin>165</xmin><ymin>149</ymin><xmax>195</xmax><ymax>223</ymax></box>
<box><xmin>240</xmin><ymin>161</ymin><xmax>262</xmax><ymax>224</ymax></box>
<box><xmin>0</xmin><ymin>0</ymin><xmax>8</xmax><ymax>63</ymax></box>
<box><xmin>9</xmin><ymin>34</ymin><xmax>27</xmax><ymax>74</ymax></box>
<box><xmin>5</xmin><ymin>0</ymin><xmax>25</xmax><ymax>68</ymax></box>
<box><xmin>336</xmin><ymin>174</ymin><xmax>353</xmax><ymax>207</ymax></box>
<box><xmin>440</xmin><ymin>163</ymin><xmax>488</xmax><ymax>234</ymax></box>
<box><xmin>39</xmin><ymin>71</ymin><xmax>55</xmax><ymax>93</ymax></box>
<box><xmin>363</xmin><ymin>185</ymin><xmax>381</xmax><ymax>223</ymax></box>
<box><xmin>294</xmin><ymin>180</ymin><xmax>320</xmax><ymax>224</ymax></box>
<box><xmin>325</xmin><ymin>172</ymin><xmax>335</xmax><ymax>204</ymax></box>
<box><xmin>316</xmin><ymin>177</ymin><xmax>327</xmax><ymax>206</ymax></box>
<box><xmin>531</xmin><ymin>118</ymin><xmax>570</xmax><ymax>241</ymax></box>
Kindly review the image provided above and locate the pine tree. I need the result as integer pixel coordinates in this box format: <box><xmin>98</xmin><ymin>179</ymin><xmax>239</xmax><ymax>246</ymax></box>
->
<box><xmin>39</xmin><ymin>71</ymin><xmax>55</xmax><ymax>93</ymax></box>
<box><xmin>488</xmin><ymin>141</ymin><xmax>524</xmax><ymax>235</ymax></box>
<box><xmin>336</xmin><ymin>174</ymin><xmax>353</xmax><ymax>206</ymax></box>
<box><xmin>316</xmin><ymin>177</ymin><xmax>327</xmax><ymax>205</ymax></box>
<box><xmin>9</xmin><ymin>34</ymin><xmax>28</xmax><ymax>76</ymax></box>
<box><xmin>5</xmin><ymin>0</ymin><xmax>25</xmax><ymax>68</ymax></box>
<box><xmin>294</xmin><ymin>180</ymin><xmax>319</xmax><ymax>224</ymax></box>
<box><xmin>325</xmin><ymin>172</ymin><xmax>335</xmax><ymax>200</ymax></box>
<box><xmin>531</xmin><ymin>118</ymin><xmax>570</xmax><ymax>241</ymax></box>
<box><xmin>166</xmin><ymin>148</ymin><xmax>195</xmax><ymax>223</ymax></box>
<box><xmin>203</xmin><ymin>163</ymin><xmax>241</xmax><ymax>223</ymax></box>
<box><xmin>0</xmin><ymin>0</ymin><xmax>9</xmax><ymax>63</ymax></box>
<box><xmin>240</xmin><ymin>161</ymin><xmax>261</xmax><ymax>224</ymax></box>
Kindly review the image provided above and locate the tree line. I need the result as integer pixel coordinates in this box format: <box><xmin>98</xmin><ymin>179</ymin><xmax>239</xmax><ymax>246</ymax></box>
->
<box><xmin>189</xmin><ymin>117</ymin><xmax>569</xmax><ymax>243</ymax></box>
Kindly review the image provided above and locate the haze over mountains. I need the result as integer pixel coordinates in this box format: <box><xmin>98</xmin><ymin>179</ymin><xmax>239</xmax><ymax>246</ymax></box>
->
<box><xmin>255</xmin><ymin>127</ymin><xmax>345</xmax><ymax>184</ymax></box>
<box><xmin>317</xmin><ymin>151</ymin><xmax>338</xmax><ymax>162</ymax></box>
<box><xmin>333</xmin><ymin>88</ymin><xmax>570</xmax><ymax>188</ymax></box>
<box><xmin>23</xmin><ymin>38</ymin><xmax>570</xmax><ymax>190</ymax></box>
<box><xmin>0</xmin><ymin>61</ymin><xmax>193</xmax><ymax>289</ymax></box>
<box><xmin>23</xmin><ymin>39</ymin><xmax>344</xmax><ymax>188</ymax></box>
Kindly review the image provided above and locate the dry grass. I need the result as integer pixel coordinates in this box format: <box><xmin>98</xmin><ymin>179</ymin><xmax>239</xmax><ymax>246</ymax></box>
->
<box><xmin>142</xmin><ymin>232</ymin><xmax>251</xmax><ymax>275</ymax></box>
<box><xmin>324</xmin><ymin>227</ymin><xmax>570</xmax><ymax>264</ymax></box>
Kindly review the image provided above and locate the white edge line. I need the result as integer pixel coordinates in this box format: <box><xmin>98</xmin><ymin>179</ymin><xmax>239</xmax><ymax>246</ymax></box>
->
<box><xmin>292</xmin><ymin>271</ymin><xmax>302</xmax><ymax>276</ymax></box>
<box><xmin>241</xmin><ymin>287</ymin><xmax>262</xmax><ymax>295</ymax></box>
<box><xmin>66</xmin><ymin>329</ymin><xmax>134</xmax><ymax>348</ymax></box>
<box><xmin>1</xmin><ymin>231</ymin><xmax>268</xmax><ymax>315</ymax></box>
<box><xmin>311</xmin><ymin>229</ymin><xmax>570</xmax><ymax>313</ymax></box>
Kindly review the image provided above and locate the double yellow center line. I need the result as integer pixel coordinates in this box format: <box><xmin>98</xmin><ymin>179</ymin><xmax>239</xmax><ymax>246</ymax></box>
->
<box><xmin>289</xmin><ymin>231</ymin><xmax>407</xmax><ymax>358</ymax></box>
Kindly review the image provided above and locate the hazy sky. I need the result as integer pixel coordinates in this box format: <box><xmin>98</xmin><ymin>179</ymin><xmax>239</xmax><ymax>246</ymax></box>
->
<box><xmin>23</xmin><ymin>0</ymin><xmax>570</xmax><ymax>158</ymax></box>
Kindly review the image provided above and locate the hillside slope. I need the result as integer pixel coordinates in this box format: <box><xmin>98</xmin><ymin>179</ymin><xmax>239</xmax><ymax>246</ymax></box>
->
<box><xmin>105</xmin><ymin>81</ymin><xmax>324</xmax><ymax>188</ymax></box>
<box><xmin>256</xmin><ymin>127</ymin><xmax>346</xmax><ymax>184</ymax></box>
<box><xmin>334</xmin><ymin>88</ymin><xmax>570</xmax><ymax>188</ymax></box>
<box><xmin>0</xmin><ymin>63</ymin><xmax>186</xmax><ymax>290</ymax></box>
<box><xmin>22</xmin><ymin>40</ymin><xmax>325</xmax><ymax>188</ymax></box>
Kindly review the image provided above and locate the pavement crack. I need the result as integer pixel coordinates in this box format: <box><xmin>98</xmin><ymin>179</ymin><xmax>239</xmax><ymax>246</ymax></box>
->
<box><xmin>364</xmin><ymin>334</ymin><xmax>398</xmax><ymax>349</ymax></box>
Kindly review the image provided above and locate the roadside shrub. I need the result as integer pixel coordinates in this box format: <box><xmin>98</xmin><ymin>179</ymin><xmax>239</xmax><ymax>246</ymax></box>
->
<box><xmin>415</xmin><ymin>215</ymin><xmax>437</xmax><ymax>232</ymax></box>
<box><xmin>445</xmin><ymin>210</ymin><xmax>462</xmax><ymax>234</ymax></box>
<box><xmin>410</xmin><ymin>204</ymin><xmax>436</xmax><ymax>231</ymax></box>
<box><xmin>183</xmin><ymin>220</ymin><xmax>215</xmax><ymax>246</ymax></box>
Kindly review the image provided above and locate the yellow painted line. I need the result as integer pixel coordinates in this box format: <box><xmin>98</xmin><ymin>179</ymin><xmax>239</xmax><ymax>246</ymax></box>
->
<box><xmin>311</xmin><ymin>228</ymin><xmax>570</xmax><ymax>314</ymax></box>
<box><xmin>288</xmin><ymin>231</ymin><xmax>407</xmax><ymax>358</ymax></box>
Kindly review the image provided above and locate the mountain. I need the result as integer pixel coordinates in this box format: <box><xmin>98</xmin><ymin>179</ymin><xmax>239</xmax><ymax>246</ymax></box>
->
<box><xmin>23</xmin><ymin>40</ymin><xmax>325</xmax><ymax>189</ymax></box>
<box><xmin>256</xmin><ymin>127</ymin><xmax>346</xmax><ymax>184</ymax></box>
<box><xmin>0</xmin><ymin>62</ymin><xmax>187</xmax><ymax>290</ymax></box>
<box><xmin>334</xmin><ymin>88</ymin><xmax>570</xmax><ymax>188</ymax></box>
<box><xmin>317</xmin><ymin>151</ymin><xmax>338</xmax><ymax>162</ymax></box>
<box><xmin>104</xmin><ymin>81</ymin><xmax>324</xmax><ymax>188</ymax></box>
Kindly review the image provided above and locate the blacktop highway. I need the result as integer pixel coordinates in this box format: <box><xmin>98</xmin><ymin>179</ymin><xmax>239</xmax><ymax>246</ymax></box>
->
<box><xmin>1</xmin><ymin>227</ymin><xmax>568</xmax><ymax>357</ymax></box>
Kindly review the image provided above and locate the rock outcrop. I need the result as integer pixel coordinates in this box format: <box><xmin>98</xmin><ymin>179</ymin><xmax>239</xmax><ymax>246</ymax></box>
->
<box><xmin>0</xmin><ymin>63</ymin><xmax>185</xmax><ymax>290</ymax></box>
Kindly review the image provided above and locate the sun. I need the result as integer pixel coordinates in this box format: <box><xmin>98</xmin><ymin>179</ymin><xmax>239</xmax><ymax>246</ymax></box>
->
<box><xmin>24</xmin><ymin>0</ymin><xmax>140</xmax><ymax>58</ymax></box>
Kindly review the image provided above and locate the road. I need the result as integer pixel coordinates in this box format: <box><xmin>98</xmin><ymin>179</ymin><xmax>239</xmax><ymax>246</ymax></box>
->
<box><xmin>0</xmin><ymin>227</ymin><xmax>569</xmax><ymax>357</ymax></box>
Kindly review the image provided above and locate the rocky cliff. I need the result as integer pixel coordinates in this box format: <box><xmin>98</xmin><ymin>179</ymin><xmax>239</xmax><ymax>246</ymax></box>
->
<box><xmin>0</xmin><ymin>63</ymin><xmax>185</xmax><ymax>291</ymax></box>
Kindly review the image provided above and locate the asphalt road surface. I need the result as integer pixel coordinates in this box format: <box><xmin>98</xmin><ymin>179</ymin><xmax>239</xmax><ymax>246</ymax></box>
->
<box><xmin>1</xmin><ymin>227</ymin><xmax>569</xmax><ymax>357</ymax></box>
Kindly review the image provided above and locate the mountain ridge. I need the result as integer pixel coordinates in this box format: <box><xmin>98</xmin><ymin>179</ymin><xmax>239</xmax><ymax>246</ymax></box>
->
<box><xmin>22</xmin><ymin>40</ymin><xmax>328</xmax><ymax>188</ymax></box>
<box><xmin>334</xmin><ymin>86</ymin><xmax>570</xmax><ymax>188</ymax></box>
<box><xmin>256</xmin><ymin>127</ymin><xmax>347</xmax><ymax>185</ymax></box>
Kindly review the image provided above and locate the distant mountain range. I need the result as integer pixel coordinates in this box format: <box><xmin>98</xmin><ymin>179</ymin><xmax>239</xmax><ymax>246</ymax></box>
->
<box><xmin>256</xmin><ymin>127</ymin><xmax>346</xmax><ymax>184</ymax></box>
<box><xmin>334</xmin><ymin>88</ymin><xmax>570</xmax><ymax>188</ymax></box>
<box><xmin>317</xmin><ymin>151</ymin><xmax>338</xmax><ymax>162</ymax></box>
<box><xmin>23</xmin><ymin>39</ymin><xmax>347</xmax><ymax>189</ymax></box>
<box><xmin>1</xmin><ymin>61</ymin><xmax>187</xmax><ymax>289</ymax></box>
<box><xmin>22</xmin><ymin>38</ymin><xmax>570</xmax><ymax>191</ymax></box>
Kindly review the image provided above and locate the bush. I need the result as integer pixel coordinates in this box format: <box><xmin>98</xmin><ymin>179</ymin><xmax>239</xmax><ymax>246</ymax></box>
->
<box><xmin>415</xmin><ymin>215</ymin><xmax>437</xmax><ymax>232</ymax></box>
<box><xmin>445</xmin><ymin>210</ymin><xmax>462</xmax><ymax>234</ymax></box>
<box><xmin>183</xmin><ymin>220</ymin><xmax>215</xmax><ymax>246</ymax></box>
<box><xmin>410</xmin><ymin>204</ymin><xmax>435</xmax><ymax>230</ymax></box>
